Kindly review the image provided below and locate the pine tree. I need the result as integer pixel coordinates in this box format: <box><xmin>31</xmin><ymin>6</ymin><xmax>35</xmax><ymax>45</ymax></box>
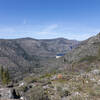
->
<box><xmin>2</xmin><ymin>68</ymin><xmax>10</xmax><ymax>85</ymax></box>
<box><xmin>0</xmin><ymin>66</ymin><xmax>4</xmax><ymax>80</ymax></box>
<box><xmin>5</xmin><ymin>68</ymin><xmax>10</xmax><ymax>84</ymax></box>
<box><xmin>2</xmin><ymin>71</ymin><xmax>7</xmax><ymax>85</ymax></box>
<box><xmin>0</xmin><ymin>66</ymin><xmax>10</xmax><ymax>85</ymax></box>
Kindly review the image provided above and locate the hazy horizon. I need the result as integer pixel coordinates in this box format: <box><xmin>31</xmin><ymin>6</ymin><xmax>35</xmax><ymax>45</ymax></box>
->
<box><xmin>0</xmin><ymin>33</ymin><xmax>98</xmax><ymax>42</ymax></box>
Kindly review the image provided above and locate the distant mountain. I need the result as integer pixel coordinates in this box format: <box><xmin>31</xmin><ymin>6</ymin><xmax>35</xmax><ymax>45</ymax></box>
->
<box><xmin>14</xmin><ymin>37</ymin><xmax>79</xmax><ymax>57</ymax></box>
<box><xmin>0</xmin><ymin>37</ymin><xmax>79</xmax><ymax>79</ymax></box>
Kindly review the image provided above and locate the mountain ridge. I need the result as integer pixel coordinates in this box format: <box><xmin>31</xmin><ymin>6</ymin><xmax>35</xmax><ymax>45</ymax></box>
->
<box><xmin>0</xmin><ymin>37</ymin><xmax>79</xmax><ymax>79</ymax></box>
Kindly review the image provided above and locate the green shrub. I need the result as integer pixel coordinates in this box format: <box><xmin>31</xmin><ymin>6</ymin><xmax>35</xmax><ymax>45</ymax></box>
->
<box><xmin>24</xmin><ymin>76</ymin><xmax>38</xmax><ymax>84</ymax></box>
<box><xmin>89</xmin><ymin>90</ymin><xmax>100</xmax><ymax>97</ymax></box>
<box><xmin>70</xmin><ymin>96</ymin><xmax>86</xmax><ymax>100</ymax></box>
<box><xmin>79</xmin><ymin>56</ymin><xmax>97</xmax><ymax>63</ymax></box>
<box><xmin>26</xmin><ymin>86</ymin><xmax>50</xmax><ymax>100</ymax></box>
<box><xmin>18</xmin><ymin>85</ymin><xmax>28</xmax><ymax>92</ymax></box>
<box><xmin>57</xmin><ymin>86</ymin><xmax>70</xmax><ymax>98</ymax></box>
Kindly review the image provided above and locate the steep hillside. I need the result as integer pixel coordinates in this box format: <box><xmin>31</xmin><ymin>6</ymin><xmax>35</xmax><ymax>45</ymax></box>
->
<box><xmin>63</xmin><ymin>33</ymin><xmax>100</xmax><ymax>72</ymax></box>
<box><xmin>0</xmin><ymin>38</ymin><xmax>79</xmax><ymax>78</ymax></box>
<box><xmin>64</xmin><ymin>33</ymin><xmax>100</xmax><ymax>62</ymax></box>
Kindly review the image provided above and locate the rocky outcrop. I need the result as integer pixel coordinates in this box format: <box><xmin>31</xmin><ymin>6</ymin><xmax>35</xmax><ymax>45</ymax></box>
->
<box><xmin>0</xmin><ymin>88</ymin><xmax>20</xmax><ymax>99</ymax></box>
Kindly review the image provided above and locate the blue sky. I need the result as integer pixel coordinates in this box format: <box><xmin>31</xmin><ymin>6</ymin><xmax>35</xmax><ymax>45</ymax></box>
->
<box><xmin>0</xmin><ymin>0</ymin><xmax>100</xmax><ymax>40</ymax></box>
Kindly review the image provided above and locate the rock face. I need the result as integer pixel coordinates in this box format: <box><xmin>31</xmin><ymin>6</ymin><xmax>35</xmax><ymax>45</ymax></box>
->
<box><xmin>0</xmin><ymin>88</ymin><xmax>20</xmax><ymax>99</ymax></box>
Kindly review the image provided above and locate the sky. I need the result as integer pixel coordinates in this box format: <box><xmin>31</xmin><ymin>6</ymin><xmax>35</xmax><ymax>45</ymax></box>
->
<box><xmin>0</xmin><ymin>0</ymin><xmax>100</xmax><ymax>40</ymax></box>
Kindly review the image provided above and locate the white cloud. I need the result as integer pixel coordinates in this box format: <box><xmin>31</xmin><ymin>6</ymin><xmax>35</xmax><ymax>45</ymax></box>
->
<box><xmin>0</xmin><ymin>23</ymin><xmax>99</xmax><ymax>40</ymax></box>
<box><xmin>64</xmin><ymin>33</ymin><xmax>97</xmax><ymax>41</ymax></box>
<box><xmin>37</xmin><ymin>24</ymin><xmax>58</xmax><ymax>34</ymax></box>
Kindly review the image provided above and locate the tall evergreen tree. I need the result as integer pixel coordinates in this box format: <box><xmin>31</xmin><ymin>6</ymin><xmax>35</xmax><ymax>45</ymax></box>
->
<box><xmin>0</xmin><ymin>66</ymin><xmax>4</xmax><ymax>80</ymax></box>
<box><xmin>0</xmin><ymin>66</ymin><xmax>10</xmax><ymax>85</ymax></box>
<box><xmin>2</xmin><ymin>68</ymin><xmax>10</xmax><ymax>85</ymax></box>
